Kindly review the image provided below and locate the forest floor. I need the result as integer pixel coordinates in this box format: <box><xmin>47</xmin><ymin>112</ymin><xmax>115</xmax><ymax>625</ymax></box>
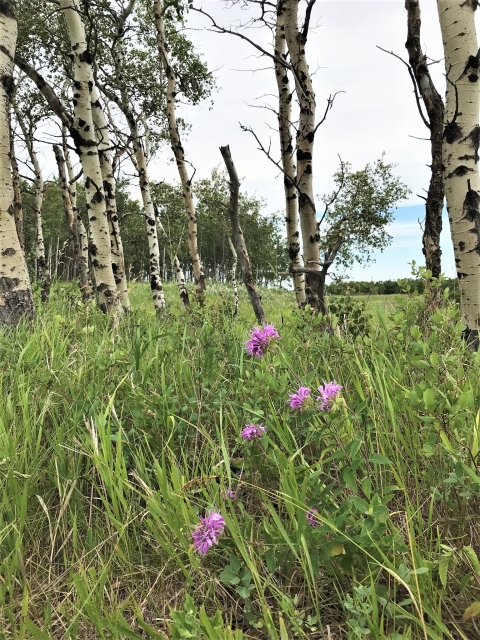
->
<box><xmin>0</xmin><ymin>280</ymin><xmax>479</xmax><ymax>639</ymax></box>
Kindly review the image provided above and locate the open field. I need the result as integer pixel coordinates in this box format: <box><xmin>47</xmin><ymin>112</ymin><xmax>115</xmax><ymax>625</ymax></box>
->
<box><xmin>0</xmin><ymin>281</ymin><xmax>479</xmax><ymax>639</ymax></box>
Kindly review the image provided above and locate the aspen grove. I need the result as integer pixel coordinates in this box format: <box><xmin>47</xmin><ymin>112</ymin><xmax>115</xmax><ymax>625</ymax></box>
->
<box><xmin>1</xmin><ymin>0</ymin><xmax>480</xmax><ymax>637</ymax></box>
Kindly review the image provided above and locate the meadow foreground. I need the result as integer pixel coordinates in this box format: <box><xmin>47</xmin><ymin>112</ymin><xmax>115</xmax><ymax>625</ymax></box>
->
<box><xmin>0</xmin><ymin>282</ymin><xmax>478</xmax><ymax>639</ymax></box>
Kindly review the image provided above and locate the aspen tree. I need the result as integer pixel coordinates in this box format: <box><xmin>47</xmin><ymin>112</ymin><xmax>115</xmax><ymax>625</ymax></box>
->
<box><xmin>53</xmin><ymin>142</ymin><xmax>93</xmax><ymax>300</ymax></box>
<box><xmin>275</xmin><ymin>0</ymin><xmax>305</xmax><ymax>307</ymax></box>
<box><xmin>107</xmin><ymin>5</ymin><xmax>166</xmax><ymax>312</ymax></box>
<box><xmin>153</xmin><ymin>0</ymin><xmax>206</xmax><ymax>303</ymax></box>
<box><xmin>90</xmin><ymin>85</ymin><xmax>130</xmax><ymax>311</ymax></box>
<box><xmin>0</xmin><ymin>0</ymin><xmax>34</xmax><ymax>326</ymax></box>
<box><xmin>437</xmin><ymin>0</ymin><xmax>480</xmax><ymax>347</ymax></box>
<box><xmin>174</xmin><ymin>256</ymin><xmax>189</xmax><ymax>307</ymax></box>
<box><xmin>13</xmin><ymin>105</ymin><xmax>50</xmax><ymax>302</ymax></box>
<box><xmin>59</xmin><ymin>0</ymin><xmax>121</xmax><ymax>314</ymax></box>
<box><xmin>282</xmin><ymin>0</ymin><xmax>319</xmax><ymax>308</ymax></box>
<box><xmin>9</xmin><ymin>105</ymin><xmax>23</xmax><ymax>254</ymax></box>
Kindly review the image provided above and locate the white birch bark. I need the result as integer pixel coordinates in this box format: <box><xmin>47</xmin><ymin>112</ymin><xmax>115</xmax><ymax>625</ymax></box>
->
<box><xmin>275</xmin><ymin>2</ymin><xmax>306</xmax><ymax>307</ymax></box>
<box><xmin>153</xmin><ymin>0</ymin><xmax>206</xmax><ymax>303</ymax></box>
<box><xmin>0</xmin><ymin>2</ymin><xmax>34</xmax><ymax>326</ymax></box>
<box><xmin>110</xmin><ymin>39</ymin><xmax>166</xmax><ymax>311</ymax></box>
<box><xmin>53</xmin><ymin>142</ymin><xmax>92</xmax><ymax>300</ymax></box>
<box><xmin>8</xmin><ymin>103</ymin><xmax>23</xmax><ymax>254</ymax></box>
<box><xmin>283</xmin><ymin>0</ymin><xmax>320</xmax><ymax>308</ymax></box>
<box><xmin>174</xmin><ymin>255</ymin><xmax>189</xmax><ymax>307</ymax></box>
<box><xmin>437</xmin><ymin>0</ymin><xmax>480</xmax><ymax>347</ymax></box>
<box><xmin>59</xmin><ymin>0</ymin><xmax>120</xmax><ymax>315</ymax></box>
<box><xmin>90</xmin><ymin>85</ymin><xmax>130</xmax><ymax>311</ymax></box>
<box><xmin>14</xmin><ymin>105</ymin><xmax>50</xmax><ymax>302</ymax></box>
<box><xmin>62</xmin><ymin>126</ymin><xmax>94</xmax><ymax>301</ymax></box>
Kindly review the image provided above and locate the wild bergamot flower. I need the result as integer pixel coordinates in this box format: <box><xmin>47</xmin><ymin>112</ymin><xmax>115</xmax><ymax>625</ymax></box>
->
<box><xmin>317</xmin><ymin>381</ymin><xmax>342</xmax><ymax>411</ymax></box>
<box><xmin>288</xmin><ymin>386</ymin><xmax>311</xmax><ymax>410</ymax></box>
<box><xmin>240</xmin><ymin>423</ymin><xmax>266</xmax><ymax>440</ymax></box>
<box><xmin>245</xmin><ymin>324</ymin><xmax>280</xmax><ymax>357</ymax></box>
<box><xmin>191</xmin><ymin>512</ymin><xmax>226</xmax><ymax>555</ymax></box>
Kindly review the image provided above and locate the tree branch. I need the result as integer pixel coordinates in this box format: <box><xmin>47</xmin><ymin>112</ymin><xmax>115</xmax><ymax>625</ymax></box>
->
<box><xmin>313</xmin><ymin>91</ymin><xmax>345</xmax><ymax>134</ymax></box>
<box><xmin>14</xmin><ymin>56</ymin><xmax>73</xmax><ymax>130</ymax></box>
<box><xmin>302</xmin><ymin>0</ymin><xmax>317</xmax><ymax>41</ymax></box>
<box><xmin>376</xmin><ymin>45</ymin><xmax>430</xmax><ymax>129</ymax></box>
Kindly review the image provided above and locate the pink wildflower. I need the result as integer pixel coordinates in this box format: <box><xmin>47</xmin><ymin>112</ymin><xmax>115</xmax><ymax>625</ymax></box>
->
<box><xmin>288</xmin><ymin>386</ymin><xmax>311</xmax><ymax>411</ymax></box>
<box><xmin>245</xmin><ymin>324</ymin><xmax>280</xmax><ymax>358</ymax></box>
<box><xmin>306</xmin><ymin>507</ymin><xmax>318</xmax><ymax>528</ymax></box>
<box><xmin>317</xmin><ymin>381</ymin><xmax>343</xmax><ymax>411</ymax></box>
<box><xmin>240</xmin><ymin>423</ymin><xmax>266</xmax><ymax>440</ymax></box>
<box><xmin>222</xmin><ymin>488</ymin><xmax>236</xmax><ymax>500</ymax></box>
<box><xmin>192</xmin><ymin>512</ymin><xmax>226</xmax><ymax>555</ymax></box>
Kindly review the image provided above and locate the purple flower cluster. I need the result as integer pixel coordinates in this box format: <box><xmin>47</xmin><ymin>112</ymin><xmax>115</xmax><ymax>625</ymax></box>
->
<box><xmin>317</xmin><ymin>381</ymin><xmax>343</xmax><ymax>411</ymax></box>
<box><xmin>288</xmin><ymin>386</ymin><xmax>311</xmax><ymax>411</ymax></box>
<box><xmin>192</xmin><ymin>512</ymin><xmax>226</xmax><ymax>555</ymax></box>
<box><xmin>288</xmin><ymin>381</ymin><xmax>342</xmax><ymax>412</ymax></box>
<box><xmin>240</xmin><ymin>423</ymin><xmax>266</xmax><ymax>440</ymax></box>
<box><xmin>245</xmin><ymin>324</ymin><xmax>280</xmax><ymax>358</ymax></box>
<box><xmin>222</xmin><ymin>488</ymin><xmax>236</xmax><ymax>500</ymax></box>
<box><xmin>306</xmin><ymin>507</ymin><xmax>318</xmax><ymax>529</ymax></box>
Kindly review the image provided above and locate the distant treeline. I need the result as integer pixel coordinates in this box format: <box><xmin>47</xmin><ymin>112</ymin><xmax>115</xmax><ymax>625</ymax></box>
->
<box><xmin>326</xmin><ymin>278</ymin><xmax>458</xmax><ymax>296</ymax></box>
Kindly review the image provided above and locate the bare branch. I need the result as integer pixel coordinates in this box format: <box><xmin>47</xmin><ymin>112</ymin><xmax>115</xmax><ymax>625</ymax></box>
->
<box><xmin>192</xmin><ymin>6</ymin><xmax>290</xmax><ymax>70</ymax></box>
<box><xmin>318</xmin><ymin>154</ymin><xmax>346</xmax><ymax>228</ymax></box>
<box><xmin>377</xmin><ymin>45</ymin><xmax>430</xmax><ymax>129</ymax></box>
<box><xmin>313</xmin><ymin>91</ymin><xmax>345</xmax><ymax>134</ymax></box>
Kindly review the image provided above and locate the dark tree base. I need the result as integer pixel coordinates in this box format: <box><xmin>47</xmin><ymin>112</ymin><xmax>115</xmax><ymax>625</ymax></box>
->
<box><xmin>462</xmin><ymin>327</ymin><xmax>479</xmax><ymax>351</ymax></box>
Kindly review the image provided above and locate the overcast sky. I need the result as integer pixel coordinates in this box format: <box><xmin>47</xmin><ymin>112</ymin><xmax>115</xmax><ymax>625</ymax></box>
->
<box><xmin>146</xmin><ymin>0</ymin><xmax>476</xmax><ymax>280</ymax></box>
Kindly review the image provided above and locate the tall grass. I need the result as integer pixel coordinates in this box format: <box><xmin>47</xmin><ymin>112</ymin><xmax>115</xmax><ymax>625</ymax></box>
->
<box><xmin>0</xmin><ymin>281</ymin><xmax>479</xmax><ymax>638</ymax></box>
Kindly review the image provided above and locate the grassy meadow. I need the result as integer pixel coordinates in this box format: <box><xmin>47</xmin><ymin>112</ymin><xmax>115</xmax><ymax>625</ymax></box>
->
<box><xmin>0</xmin><ymin>280</ymin><xmax>479</xmax><ymax>639</ymax></box>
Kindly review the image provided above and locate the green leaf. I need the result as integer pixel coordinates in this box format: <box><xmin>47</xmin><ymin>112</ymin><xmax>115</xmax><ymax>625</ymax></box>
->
<box><xmin>219</xmin><ymin>569</ymin><xmax>240</xmax><ymax>585</ymax></box>
<box><xmin>236</xmin><ymin>585</ymin><xmax>254</xmax><ymax>599</ymax></box>
<box><xmin>228</xmin><ymin>553</ymin><xmax>241</xmax><ymax>573</ymax></box>
<box><xmin>438</xmin><ymin>556</ymin><xmax>450</xmax><ymax>588</ymax></box>
<box><xmin>411</xmin><ymin>567</ymin><xmax>429</xmax><ymax>575</ymax></box>
<box><xmin>463</xmin><ymin>546</ymin><xmax>480</xmax><ymax>576</ymax></box>
<box><xmin>24</xmin><ymin>620</ymin><xmax>52</xmax><ymax>640</ymax></box>
<box><xmin>369</xmin><ymin>453</ymin><xmax>391</xmax><ymax>465</ymax></box>
<box><xmin>351</xmin><ymin>496</ymin><xmax>369</xmax><ymax>512</ymax></box>
<box><xmin>458</xmin><ymin>390</ymin><xmax>474</xmax><ymax>410</ymax></box>
<box><xmin>342</xmin><ymin>467</ymin><xmax>357</xmax><ymax>493</ymax></box>
<box><xmin>423</xmin><ymin>388</ymin><xmax>435</xmax><ymax>412</ymax></box>
<box><xmin>361</xmin><ymin>477</ymin><xmax>372</xmax><ymax>499</ymax></box>
<box><xmin>462</xmin><ymin>602</ymin><xmax>480</xmax><ymax>622</ymax></box>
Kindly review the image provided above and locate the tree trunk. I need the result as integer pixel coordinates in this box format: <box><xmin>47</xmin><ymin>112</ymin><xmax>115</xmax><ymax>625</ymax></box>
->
<box><xmin>220</xmin><ymin>145</ymin><xmax>266</xmax><ymax>324</ymax></box>
<box><xmin>90</xmin><ymin>85</ymin><xmax>130</xmax><ymax>311</ymax></box>
<box><xmin>59</xmin><ymin>0</ymin><xmax>121</xmax><ymax>315</ymax></box>
<box><xmin>275</xmin><ymin>0</ymin><xmax>306</xmax><ymax>307</ymax></box>
<box><xmin>109</xmin><ymin>38</ymin><xmax>166</xmax><ymax>312</ymax></box>
<box><xmin>8</xmin><ymin>105</ymin><xmax>23</xmax><ymax>254</ymax></box>
<box><xmin>53</xmin><ymin>143</ymin><xmax>92</xmax><ymax>300</ymax></box>
<box><xmin>437</xmin><ymin>0</ymin><xmax>480</xmax><ymax>348</ymax></box>
<box><xmin>174</xmin><ymin>256</ymin><xmax>189</xmax><ymax>308</ymax></box>
<box><xmin>14</xmin><ymin>106</ymin><xmax>50</xmax><ymax>302</ymax></box>
<box><xmin>0</xmin><ymin>1</ymin><xmax>34</xmax><ymax>326</ymax></box>
<box><xmin>405</xmin><ymin>0</ymin><xmax>444</xmax><ymax>279</ymax></box>
<box><xmin>61</xmin><ymin>126</ymin><xmax>94</xmax><ymax>301</ymax></box>
<box><xmin>153</xmin><ymin>0</ymin><xmax>206</xmax><ymax>303</ymax></box>
<box><xmin>228</xmin><ymin>236</ymin><xmax>239</xmax><ymax>316</ymax></box>
<box><xmin>282</xmin><ymin>0</ymin><xmax>320</xmax><ymax>308</ymax></box>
